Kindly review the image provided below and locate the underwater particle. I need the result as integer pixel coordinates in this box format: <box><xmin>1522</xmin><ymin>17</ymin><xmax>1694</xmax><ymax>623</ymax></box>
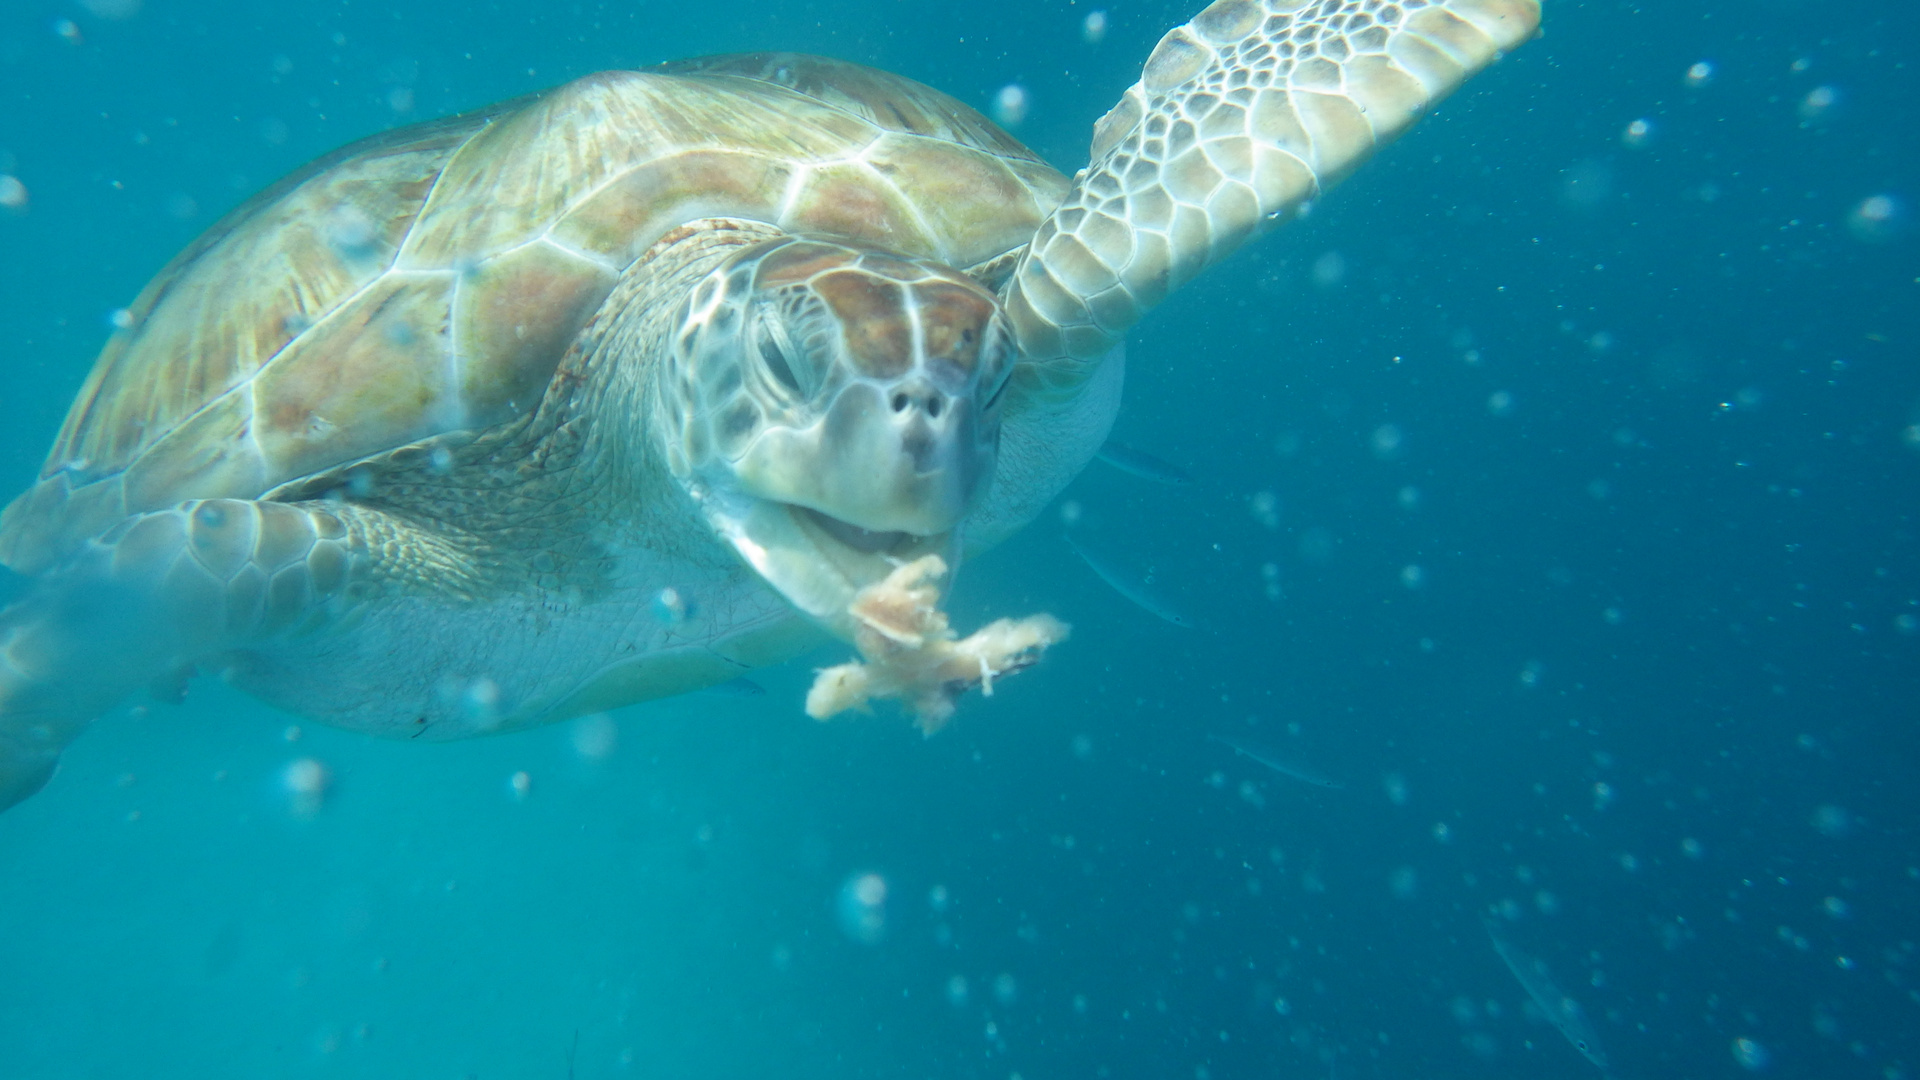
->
<box><xmin>946</xmin><ymin>974</ymin><xmax>969</xmax><ymax>1006</ymax></box>
<box><xmin>1798</xmin><ymin>85</ymin><xmax>1839</xmax><ymax>122</ymax></box>
<box><xmin>0</xmin><ymin>174</ymin><xmax>27</xmax><ymax>211</ymax></box>
<box><xmin>570</xmin><ymin>712</ymin><xmax>618</xmax><ymax>759</ymax></box>
<box><xmin>1071</xmin><ymin>733</ymin><xmax>1093</xmax><ymax>759</ymax></box>
<box><xmin>1058</xmin><ymin>498</ymin><xmax>1082</xmax><ymax>525</ymax></box>
<box><xmin>1822</xmin><ymin>896</ymin><xmax>1851</xmax><ymax>919</ymax></box>
<box><xmin>992</xmin><ymin>84</ymin><xmax>1029</xmax><ymax>127</ymax></box>
<box><xmin>1592</xmin><ymin>781</ymin><xmax>1615</xmax><ymax>810</ymax></box>
<box><xmin>387</xmin><ymin>86</ymin><xmax>415</xmax><ymax>113</ymax></box>
<box><xmin>652</xmin><ymin>586</ymin><xmax>689</xmax><ymax>624</ymax></box>
<box><xmin>459</xmin><ymin>676</ymin><xmax>500</xmax><ymax>724</ymax></box>
<box><xmin>283</xmin><ymin>724</ymin><xmax>303</xmax><ymax>742</ymax></box>
<box><xmin>1310</xmin><ymin>251</ymin><xmax>1346</xmax><ymax>287</ymax></box>
<box><xmin>1681</xmin><ymin>837</ymin><xmax>1703</xmax><ymax>858</ymax></box>
<box><xmin>283</xmin><ymin>757</ymin><xmax>330</xmax><ymax>817</ymax></box>
<box><xmin>1396</xmin><ymin>485</ymin><xmax>1421</xmax><ymax>510</ymax></box>
<box><xmin>1389</xmin><ymin>865</ymin><xmax>1417</xmax><ymax>899</ymax></box>
<box><xmin>325</xmin><ymin>205</ymin><xmax>379</xmax><ymax>260</ymax></box>
<box><xmin>165</xmin><ymin>192</ymin><xmax>199</xmax><ymax>219</ymax></box>
<box><xmin>1731</xmin><ymin>1036</ymin><xmax>1770</xmax><ymax>1070</ymax></box>
<box><xmin>1619</xmin><ymin>852</ymin><xmax>1639</xmax><ymax>872</ymax></box>
<box><xmin>1383</xmin><ymin>772</ymin><xmax>1408</xmax><ymax>805</ymax></box>
<box><xmin>1903</xmin><ymin>426</ymin><xmax>1920</xmax><ymax>450</ymax></box>
<box><xmin>1432</xmin><ymin>821</ymin><xmax>1451</xmax><ymax>843</ymax></box>
<box><xmin>1811</xmin><ymin>804</ymin><xmax>1853</xmax><ymax>838</ymax></box>
<box><xmin>837</xmin><ymin>872</ymin><xmax>888</xmax><ymax>944</ymax></box>
<box><xmin>508</xmin><ymin>770</ymin><xmax>531</xmax><ymax>801</ymax></box>
<box><xmin>52</xmin><ymin>18</ymin><xmax>83</xmax><ymax>44</ymax></box>
<box><xmin>1534</xmin><ymin>889</ymin><xmax>1558</xmax><ymax>914</ymax></box>
<box><xmin>1487</xmin><ymin>390</ymin><xmax>1515</xmax><ymax>417</ymax></box>
<box><xmin>108</xmin><ymin>308</ymin><xmax>135</xmax><ymax>331</ymax></box>
<box><xmin>1259</xmin><ymin>561</ymin><xmax>1281</xmax><ymax>601</ymax></box>
<box><xmin>1603</xmin><ymin>606</ymin><xmax>1625</xmax><ymax>625</ymax></box>
<box><xmin>1248</xmin><ymin>490</ymin><xmax>1280</xmax><ymax>530</ymax></box>
<box><xmin>1895</xmin><ymin>613</ymin><xmax>1919</xmax><ymax>635</ymax></box>
<box><xmin>1685</xmin><ymin>61</ymin><xmax>1715</xmax><ymax>88</ymax></box>
<box><xmin>1273</xmin><ymin>996</ymin><xmax>1291</xmax><ymax>1015</ymax></box>
<box><xmin>929</xmin><ymin>884</ymin><xmax>950</xmax><ymax>912</ymax></box>
<box><xmin>1082</xmin><ymin>9</ymin><xmax>1108</xmax><ymax>43</ymax></box>
<box><xmin>1846</xmin><ymin>194</ymin><xmax>1908</xmax><ymax>244</ymax></box>
<box><xmin>1621</xmin><ymin>118</ymin><xmax>1654</xmax><ymax>147</ymax></box>
<box><xmin>1518</xmin><ymin>659</ymin><xmax>1543</xmax><ymax>687</ymax></box>
<box><xmin>1560</xmin><ymin>159</ymin><xmax>1614</xmax><ymax>207</ymax></box>
<box><xmin>259</xmin><ymin>117</ymin><xmax>291</xmax><ymax>146</ymax></box>
<box><xmin>1399</xmin><ymin>564</ymin><xmax>1425</xmax><ymax>590</ymax></box>
<box><xmin>993</xmin><ymin>972</ymin><xmax>1018</xmax><ymax>1005</ymax></box>
<box><xmin>1370</xmin><ymin>423</ymin><xmax>1403</xmax><ymax>458</ymax></box>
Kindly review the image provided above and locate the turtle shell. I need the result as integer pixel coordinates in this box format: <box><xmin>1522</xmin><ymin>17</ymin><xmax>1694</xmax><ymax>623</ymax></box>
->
<box><xmin>0</xmin><ymin>54</ymin><xmax>1070</xmax><ymax>574</ymax></box>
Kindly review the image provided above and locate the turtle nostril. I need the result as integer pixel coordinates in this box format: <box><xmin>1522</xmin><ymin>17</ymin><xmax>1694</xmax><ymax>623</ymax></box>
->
<box><xmin>927</xmin><ymin>396</ymin><xmax>943</xmax><ymax>418</ymax></box>
<box><xmin>891</xmin><ymin>393</ymin><xmax>909</xmax><ymax>413</ymax></box>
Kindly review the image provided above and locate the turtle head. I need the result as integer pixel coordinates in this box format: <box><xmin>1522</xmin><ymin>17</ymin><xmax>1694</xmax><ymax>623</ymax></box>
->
<box><xmin>662</xmin><ymin>236</ymin><xmax>1015</xmax><ymax>631</ymax></box>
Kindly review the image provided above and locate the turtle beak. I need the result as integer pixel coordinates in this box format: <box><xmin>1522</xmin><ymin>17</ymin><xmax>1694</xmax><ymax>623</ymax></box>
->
<box><xmin>695</xmin><ymin>486</ymin><xmax>958</xmax><ymax>639</ymax></box>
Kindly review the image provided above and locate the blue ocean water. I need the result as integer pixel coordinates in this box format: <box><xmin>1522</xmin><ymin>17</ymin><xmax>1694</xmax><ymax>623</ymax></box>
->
<box><xmin>1</xmin><ymin>1</ymin><xmax>1916</xmax><ymax>1077</ymax></box>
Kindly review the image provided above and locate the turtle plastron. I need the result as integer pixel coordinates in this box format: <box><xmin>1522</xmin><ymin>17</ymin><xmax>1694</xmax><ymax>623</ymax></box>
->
<box><xmin>804</xmin><ymin>555</ymin><xmax>1068</xmax><ymax>733</ymax></box>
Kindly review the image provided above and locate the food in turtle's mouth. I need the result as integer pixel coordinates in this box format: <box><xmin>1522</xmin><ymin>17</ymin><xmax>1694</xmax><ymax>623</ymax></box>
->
<box><xmin>806</xmin><ymin>554</ymin><xmax>1068</xmax><ymax>732</ymax></box>
<box><xmin>794</xmin><ymin>505</ymin><xmax>923</xmax><ymax>556</ymax></box>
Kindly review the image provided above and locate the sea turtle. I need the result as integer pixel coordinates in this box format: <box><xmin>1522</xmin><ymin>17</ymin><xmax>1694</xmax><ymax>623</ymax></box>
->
<box><xmin>0</xmin><ymin>0</ymin><xmax>1540</xmax><ymax>812</ymax></box>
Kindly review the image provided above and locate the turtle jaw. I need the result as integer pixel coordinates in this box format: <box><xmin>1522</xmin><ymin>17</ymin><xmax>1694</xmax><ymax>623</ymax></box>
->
<box><xmin>695</xmin><ymin>486</ymin><xmax>956</xmax><ymax>638</ymax></box>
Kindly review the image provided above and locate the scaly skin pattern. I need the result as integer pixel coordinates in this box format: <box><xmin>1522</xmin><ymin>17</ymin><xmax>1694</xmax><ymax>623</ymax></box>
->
<box><xmin>1004</xmin><ymin>0</ymin><xmax>1541</xmax><ymax>398</ymax></box>
<box><xmin>0</xmin><ymin>224</ymin><xmax>810</xmax><ymax>811</ymax></box>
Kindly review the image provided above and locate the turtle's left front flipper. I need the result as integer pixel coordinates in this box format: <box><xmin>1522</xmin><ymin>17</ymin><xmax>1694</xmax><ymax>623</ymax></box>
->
<box><xmin>1005</xmin><ymin>0</ymin><xmax>1540</xmax><ymax>389</ymax></box>
<box><xmin>0</xmin><ymin>500</ymin><xmax>379</xmax><ymax>811</ymax></box>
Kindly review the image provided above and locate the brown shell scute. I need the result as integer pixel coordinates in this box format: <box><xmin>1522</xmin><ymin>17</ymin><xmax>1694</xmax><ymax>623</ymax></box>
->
<box><xmin>0</xmin><ymin>54</ymin><xmax>1070</xmax><ymax>574</ymax></box>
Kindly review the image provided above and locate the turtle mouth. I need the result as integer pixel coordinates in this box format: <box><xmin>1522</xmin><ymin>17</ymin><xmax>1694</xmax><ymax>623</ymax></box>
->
<box><xmin>696</xmin><ymin>487</ymin><xmax>954</xmax><ymax>638</ymax></box>
<box><xmin>794</xmin><ymin>506</ymin><xmax>920</xmax><ymax>556</ymax></box>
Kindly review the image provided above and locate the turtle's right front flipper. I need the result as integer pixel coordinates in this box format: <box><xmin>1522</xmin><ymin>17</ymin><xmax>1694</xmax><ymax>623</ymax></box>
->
<box><xmin>0</xmin><ymin>500</ymin><xmax>370</xmax><ymax>812</ymax></box>
<box><xmin>1005</xmin><ymin>0</ymin><xmax>1540</xmax><ymax>392</ymax></box>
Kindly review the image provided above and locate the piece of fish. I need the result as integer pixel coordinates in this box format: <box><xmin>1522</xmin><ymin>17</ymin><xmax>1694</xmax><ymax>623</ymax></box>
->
<box><xmin>1485</xmin><ymin>920</ymin><xmax>1610</xmax><ymax>1074</ymax></box>
<box><xmin>1064</xmin><ymin>534</ymin><xmax>1194</xmax><ymax>629</ymax></box>
<box><xmin>1095</xmin><ymin>440</ymin><xmax>1195</xmax><ymax>485</ymax></box>
<box><xmin>1206</xmin><ymin>733</ymin><xmax>1344</xmax><ymax>790</ymax></box>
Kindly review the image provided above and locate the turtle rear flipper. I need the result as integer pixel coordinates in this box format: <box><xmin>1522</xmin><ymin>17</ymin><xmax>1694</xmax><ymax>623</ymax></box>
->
<box><xmin>1004</xmin><ymin>0</ymin><xmax>1540</xmax><ymax>389</ymax></box>
<box><xmin>0</xmin><ymin>499</ymin><xmax>391</xmax><ymax>812</ymax></box>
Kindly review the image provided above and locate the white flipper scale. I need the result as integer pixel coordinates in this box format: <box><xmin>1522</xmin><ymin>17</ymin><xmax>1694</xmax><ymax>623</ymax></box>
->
<box><xmin>1004</xmin><ymin>0</ymin><xmax>1542</xmax><ymax>389</ymax></box>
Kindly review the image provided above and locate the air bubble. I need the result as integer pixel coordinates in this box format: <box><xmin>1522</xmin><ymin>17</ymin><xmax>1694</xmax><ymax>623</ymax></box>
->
<box><xmin>992</xmin><ymin>84</ymin><xmax>1030</xmax><ymax>126</ymax></box>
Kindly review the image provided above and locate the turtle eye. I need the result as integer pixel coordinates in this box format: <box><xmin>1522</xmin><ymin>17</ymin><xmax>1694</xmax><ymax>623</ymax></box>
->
<box><xmin>759</xmin><ymin>334</ymin><xmax>802</xmax><ymax>394</ymax></box>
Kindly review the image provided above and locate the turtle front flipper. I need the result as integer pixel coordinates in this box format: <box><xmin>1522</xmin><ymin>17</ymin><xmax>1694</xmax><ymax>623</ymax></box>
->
<box><xmin>0</xmin><ymin>499</ymin><xmax>375</xmax><ymax>812</ymax></box>
<box><xmin>1004</xmin><ymin>0</ymin><xmax>1540</xmax><ymax>389</ymax></box>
